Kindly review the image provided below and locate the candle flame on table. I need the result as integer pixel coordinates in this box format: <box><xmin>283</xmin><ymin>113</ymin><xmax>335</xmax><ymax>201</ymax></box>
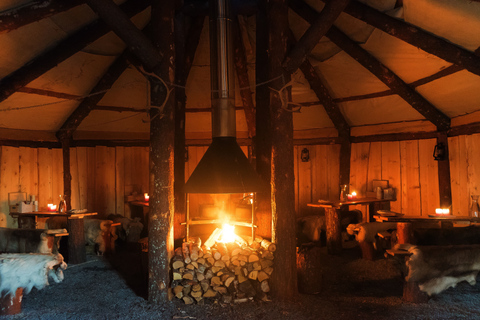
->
<box><xmin>144</xmin><ymin>193</ymin><xmax>149</xmax><ymax>201</ymax></box>
<box><xmin>47</xmin><ymin>204</ymin><xmax>57</xmax><ymax>211</ymax></box>
<box><xmin>435</xmin><ymin>208</ymin><xmax>450</xmax><ymax>215</ymax></box>
<box><xmin>218</xmin><ymin>224</ymin><xmax>236</xmax><ymax>243</ymax></box>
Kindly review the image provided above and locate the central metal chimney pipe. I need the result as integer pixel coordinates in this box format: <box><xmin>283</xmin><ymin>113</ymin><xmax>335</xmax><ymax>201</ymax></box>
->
<box><xmin>184</xmin><ymin>0</ymin><xmax>265</xmax><ymax>194</ymax></box>
<box><xmin>210</xmin><ymin>0</ymin><xmax>236</xmax><ymax>138</ymax></box>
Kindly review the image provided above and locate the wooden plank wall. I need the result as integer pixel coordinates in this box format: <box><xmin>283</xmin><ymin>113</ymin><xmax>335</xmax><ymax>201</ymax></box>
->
<box><xmin>449</xmin><ymin>133</ymin><xmax>480</xmax><ymax>215</ymax></box>
<box><xmin>349</xmin><ymin>139</ymin><xmax>439</xmax><ymax>217</ymax></box>
<box><xmin>2</xmin><ymin>136</ymin><xmax>480</xmax><ymax>227</ymax></box>
<box><xmin>294</xmin><ymin>144</ymin><xmax>340</xmax><ymax>217</ymax></box>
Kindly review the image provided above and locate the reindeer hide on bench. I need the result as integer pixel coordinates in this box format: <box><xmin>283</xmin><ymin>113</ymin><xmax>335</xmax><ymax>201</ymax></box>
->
<box><xmin>405</xmin><ymin>244</ymin><xmax>480</xmax><ymax>296</ymax></box>
<box><xmin>0</xmin><ymin>253</ymin><xmax>67</xmax><ymax>297</ymax></box>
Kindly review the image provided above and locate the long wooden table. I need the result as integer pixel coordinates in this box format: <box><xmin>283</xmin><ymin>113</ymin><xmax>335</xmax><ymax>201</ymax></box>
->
<box><xmin>308</xmin><ymin>197</ymin><xmax>394</xmax><ymax>254</ymax></box>
<box><xmin>10</xmin><ymin>211</ymin><xmax>97</xmax><ymax>264</ymax></box>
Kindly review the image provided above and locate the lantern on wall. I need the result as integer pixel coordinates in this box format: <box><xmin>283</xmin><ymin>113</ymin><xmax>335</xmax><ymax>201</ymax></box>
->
<box><xmin>433</xmin><ymin>143</ymin><xmax>446</xmax><ymax>161</ymax></box>
<box><xmin>301</xmin><ymin>148</ymin><xmax>310</xmax><ymax>162</ymax></box>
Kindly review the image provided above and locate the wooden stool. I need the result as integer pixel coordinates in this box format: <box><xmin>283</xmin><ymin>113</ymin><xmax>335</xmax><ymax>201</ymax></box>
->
<box><xmin>0</xmin><ymin>288</ymin><xmax>23</xmax><ymax>315</ymax></box>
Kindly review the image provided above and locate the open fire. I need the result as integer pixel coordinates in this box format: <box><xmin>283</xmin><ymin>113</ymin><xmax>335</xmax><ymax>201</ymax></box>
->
<box><xmin>171</xmin><ymin>225</ymin><xmax>276</xmax><ymax>304</ymax></box>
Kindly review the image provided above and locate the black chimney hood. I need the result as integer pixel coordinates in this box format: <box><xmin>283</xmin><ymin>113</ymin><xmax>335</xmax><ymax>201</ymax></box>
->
<box><xmin>184</xmin><ymin>0</ymin><xmax>264</xmax><ymax>194</ymax></box>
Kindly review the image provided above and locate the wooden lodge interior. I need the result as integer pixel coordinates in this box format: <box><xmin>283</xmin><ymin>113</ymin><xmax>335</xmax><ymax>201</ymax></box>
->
<box><xmin>1</xmin><ymin>0</ymin><xmax>480</xmax><ymax>314</ymax></box>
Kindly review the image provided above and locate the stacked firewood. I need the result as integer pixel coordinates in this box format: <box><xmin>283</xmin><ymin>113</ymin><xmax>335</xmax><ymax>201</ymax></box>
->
<box><xmin>171</xmin><ymin>230</ymin><xmax>276</xmax><ymax>304</ymax></box>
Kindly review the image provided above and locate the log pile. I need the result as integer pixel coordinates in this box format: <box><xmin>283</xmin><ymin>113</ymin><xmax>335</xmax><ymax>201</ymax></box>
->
<box><xmin>171</xmin><ymin>230</ymin><xmax>276</xmax><ymax>304</ymax></box>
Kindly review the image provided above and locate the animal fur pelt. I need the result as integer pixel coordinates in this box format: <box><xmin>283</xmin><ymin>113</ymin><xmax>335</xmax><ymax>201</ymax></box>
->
<box><xmin>0</xmin><ymin>253</ymin><xmax>67</xmax><ymax>297</ymax></box>
<box><xmin>347</xmin><ymin>222</ymin><xmax>397</xmax><ymax>243</ymax></box>
<box><xmin>402</xmin><ymin>244</ymin><xmax>480</xmax><ymax>295</ymax></box>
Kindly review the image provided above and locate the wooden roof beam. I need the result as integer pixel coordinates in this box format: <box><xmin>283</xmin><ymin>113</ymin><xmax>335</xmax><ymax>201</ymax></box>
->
<box><xmin>85</xmin><ymin>0</ymin><xmax>163</xmax><ymax>72</ymax></box>
<box><xmin>283</xmin><ymin>0</ymin><xmax>349</xmax><ymax>74</ymax></box>
<box><xmin>0</xmin><ymin>0</ymin><xmax>151</xmax><ymax>104</ymax></box>
<box><xmin>233</xmin><ymin>17</ymin><xmax>256</xmax><ymax>138</ymax></box>
<box><xmin>0</xmin><ymin>0</ymin><xmax>85</xmax><ymax>34</ymax></box>
<box><xmin>298</xmin><ymin>56</ymin><xmax>350</xmax><ymax>140</ymax></box>
<box><xmin>56</xmin><ymin>52</ymin><xmax>131</xmax><ymax>140</ymax></box>
<box><xmin>337</xmin><ymin>0</ymin><xmax>480</xmax><ymax>77</ymax></box>
<box><xmin>290</xmin><ymin>0</ymin><xmax>451</xmax><ymax>131</ymax></box>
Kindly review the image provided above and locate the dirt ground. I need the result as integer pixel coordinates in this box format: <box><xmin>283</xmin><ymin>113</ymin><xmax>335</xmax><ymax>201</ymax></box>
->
<box><xmin>7</xmin><ymin>242</ymin><xmax>480</xmax><ymax>320</ymax></box>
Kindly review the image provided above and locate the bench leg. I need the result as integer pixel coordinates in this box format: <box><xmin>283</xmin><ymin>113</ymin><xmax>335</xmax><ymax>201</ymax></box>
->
<box><xmin>403</xmin><ymin>281</ymin><xmax>429</xmax><ymax>303</ymax></box>
<box><xmin>0</xmin><ymin>288</ymin><xmax>23</xmax><ymax>315</ymax></box>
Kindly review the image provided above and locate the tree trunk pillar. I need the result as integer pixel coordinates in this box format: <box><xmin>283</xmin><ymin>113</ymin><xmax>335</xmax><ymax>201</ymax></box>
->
<box><xmin>148</xmin><ymin>0</ymin><xmax>175</xmax><ymax>304</ymax></box>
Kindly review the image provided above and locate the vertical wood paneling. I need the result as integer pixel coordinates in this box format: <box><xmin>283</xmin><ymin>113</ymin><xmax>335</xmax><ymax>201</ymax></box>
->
<box><xmin>381</xmin><ymin>141</ymin><xmax>401</xmax><ymax>213</ymax></box>
<box><xmin>19</xmin><ymin>147</ymin><xmax>38</xmax><ymax>200</ymax></box>
<box><xmin>38</xmin><ymin>148</ymin><xmax>53</xmax><ymax>208</ymax></box>
<box><xmin>297</xmin><ymin>145</ymin><xmax>312</xmax><ymax>217</ymax></box>
<box><xmin>350</xmin><ymin>143</ymin><xmax>369</xmax><ymax>218</ymax></box>
<box><xmin>367</xmin><ymin>142</ymin><xmax>382</xmax><ymax>192</ymax></box>
<box><xmin>293</xmin><ymin>146</ymin><xmax>299</xmax><ymax>214</ymax></box>
<box><xmin>419</xmin><ymin>139</ymin><xmax>439</xmax><ymax>216</ymax></box>
<box><xmin>95</xmin><ymin>146</ymin><xmax>116</xmax><ymax>217</ymax></box>
<box><xmin>0</xmin><ymin>147</ymin><xmax>20</xmax><ymax>227</ymax></box>
<box><xmin>313</xmin><ymin>145</ymin><xmax>326</xmax><ymax>200</ymax></box>
<box><xmin>86</xmin><ymin>147</ymin><xmax>96</xmax><ymax>212</ymax></box>
<box><xmin>52</xmin><ymin>148</ymin><xmax>63</xmax><ymax>204</ymax></box>
<box><xmin>76</xmin><ymin>147</ymin><xmax>89</xmax><ymax>211</ymax></box>
<box><xmin>326</xmin><ymin>144</ymin><xmax>340</xmax><ymax>201</ymax></box>
<box><xmin>466</xmin><ymin>134</ymin><xmax>480</xmax><ymax>212</ymax></box>
<box><xmin>450</xmin><ymin>136</ymin><xmax>469</xmax><ymax>215</ymax></box>
<box><xmin>115</xmin><ymin>146</ymin><xmax>125</xmax><ymax>216</ymax></box>
<box><xmin>70</xmin><ymin>148</ymin><xmax>80</xmax><ymax>210</ymax></box>
<box><xmin>349</xmin><ymin>143</ymin><xmax>369</xmax><ymax>197</ymax></box>
<box><xmin>400</xmin><ymin>140</ymin><xmax>421</xmax><ymax>215</ymax></box>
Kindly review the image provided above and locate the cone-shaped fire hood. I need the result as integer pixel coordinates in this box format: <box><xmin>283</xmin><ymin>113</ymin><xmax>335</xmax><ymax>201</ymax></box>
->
<box><xmin>185</xmin><ymin>0</ymin><xmax>264</xmax><ymax>194</ymax></box>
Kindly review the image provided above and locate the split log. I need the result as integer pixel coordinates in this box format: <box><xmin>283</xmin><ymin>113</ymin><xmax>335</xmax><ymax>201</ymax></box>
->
<box><xmin>183</xmin><ymin>296</ymin><xmax>194</xmax><ymax>304</ymax></box>
<box><xmin>204</xmin><ymin>288</ymin><xmax>217</xmax><ymax>298</ymax></box>
<box><xmin>260</xmin><ymin>239</ymin><xmax>276</xmax><ymax>252</ymax></box>
<box><xmin>257</xmin><ymin>271</ymin><xmax>269</xmax><ymax>283</ymax></box>
<box><xmin>205</xmin><ymin>228</ymin><xmax>223</xmax><ymax>248</ymax></box>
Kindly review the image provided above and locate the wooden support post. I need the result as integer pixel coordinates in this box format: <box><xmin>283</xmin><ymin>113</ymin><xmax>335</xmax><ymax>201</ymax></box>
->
<box><xmin>67</xmin><ymin>217</ymin><xmax>86</xmax><ymax>264</ymax></box>
<box><xmin>254</xmin><ymin>0</ymin><xmax>272</xmax><ymax>239</ymax></box>
<box><xmin>268</xmin><ymin>0</ymin><xmax>298</xmax><ymax>301</ymax></box>
<box><xmin>296</xmin><ymin>246</ymin><xmax>322</xmax><ymax>294</ymax></box>
<box><xmin>325</xmin><ymin>207</ymin><xmax>342</xmax><ymax>255</ymax></box>
<box><xmin>436</xmin><ymin>133</ymin><xmax>452</xmax><ymax>208</ymax></box>
<box><xmin>174</xmin><ymin>12</ymin><xmax>187</xmax><ymax>242</ymax></box>
<box><xmin>0</xmin><ymin>288</ymin><xmax>23</xmax><ymax>315</ymax></box>
<box><xmin>148</xmin><ymin>0</ymin><xmax>176</xmax><ymax>304</ymax></box>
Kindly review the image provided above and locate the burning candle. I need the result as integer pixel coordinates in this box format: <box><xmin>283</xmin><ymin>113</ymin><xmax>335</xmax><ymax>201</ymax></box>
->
<box><xmin>347</xmin><ymin>192</ymin><xmax>357</xmax><ymax>200</ymax></box>
<box><xmin>144</xmin><ymin>193</ymin><xmax>149</xmax><ymax>202</ymax></box>
<box><xmin>435</xmin><ymin>208</ymin><xmax>450</xmax><ymax>215</ymax></box>
<box><xmin>47</xmin><ymin>204</ymin><xmax>57</xmax><ymax>212</ymax></box>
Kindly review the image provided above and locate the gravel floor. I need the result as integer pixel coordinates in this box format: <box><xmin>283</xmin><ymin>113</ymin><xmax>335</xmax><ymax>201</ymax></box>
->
<box><xmin>5</xmin><ymin>244</ymin><xmax>480</xmax><ymax>320</ymax></box>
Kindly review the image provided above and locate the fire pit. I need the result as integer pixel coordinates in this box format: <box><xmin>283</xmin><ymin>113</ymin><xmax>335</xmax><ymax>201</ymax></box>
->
<box><xmin>171</xmin><ymin>225</ymin><xmax>275</xmax><ymax>304</ymax></box>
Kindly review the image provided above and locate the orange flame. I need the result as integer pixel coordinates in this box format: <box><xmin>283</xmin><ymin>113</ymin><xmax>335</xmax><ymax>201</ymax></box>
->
<box><xmin>218</xmin><ymin>224</ymin><xmax>236</xmax><ymax>243</ymax></box>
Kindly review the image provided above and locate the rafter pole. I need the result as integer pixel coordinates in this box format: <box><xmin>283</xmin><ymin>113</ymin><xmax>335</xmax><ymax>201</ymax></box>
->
<box><xmin>298</xmin><ymin>57</ymin><xmax>350</xmax><ymax>139</ymax></box>
<box><xmin>0</xmin><ymin>0</ymin><xmax>151</xmax><ymax>104</ymax></box>
<box><xmin>336</xmin><ymin>0</ymin><xmax>480</xmax><ymax>77</ymax></box>
<box><xmin>85</xmin><ymin>0</ymin><xmax>162</xmax><ymax>71</ymax></box>
<box><xmin>0</xmin><ymin>0</ymin><xmax>85</xmax><ymax>34</ymax></box>
<box><xmin>233</xmin><ymin>17</ymin><xmax>256</xmax><ymax>138</ymax></box>
<box><xmin>56</xmin><ymin>52</ymin><xmax>131</xmax><ymax>140</ymax></box>
<box><xmin>283</xmin><ymin>0</ymin><xmax>349</xmax><ymax>74</ymax></box>
<box><xmin>290</xmin><ymin>0</ymin><xmax>451</xmax><ymax>131</ymax></box>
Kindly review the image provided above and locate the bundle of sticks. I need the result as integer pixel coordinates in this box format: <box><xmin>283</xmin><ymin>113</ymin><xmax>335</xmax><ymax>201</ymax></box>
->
<box><xmin>171</xmin><ymin>229</ymin><xmax>276</xmax><ymax>304</ymax></box>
